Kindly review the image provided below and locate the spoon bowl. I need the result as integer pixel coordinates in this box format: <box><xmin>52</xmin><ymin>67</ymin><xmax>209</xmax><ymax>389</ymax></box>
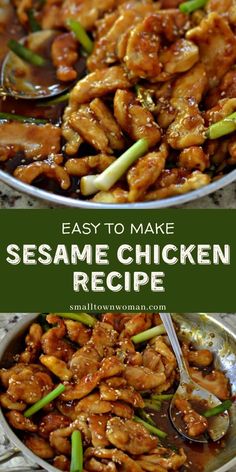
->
<box><xmin>1</xmin><ymin>30</ymin><xmax>85</xmax><ymax>99</ymax></box>
<box><xmin>160</xmin><ymin>313</ymin><xmax>230</xmax><ymax>444</ymax></box>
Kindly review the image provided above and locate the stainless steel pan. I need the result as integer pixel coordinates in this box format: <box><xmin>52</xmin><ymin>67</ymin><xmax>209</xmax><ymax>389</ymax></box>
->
<box><xmin>0</xmin><ymin>313</ymin><xmax>235</xmax><ymax>472</ymax></box>
<box><xmin>1</xmin><ymin>168</ymin><xmax>236</xmax><ymax>208</ymax></box>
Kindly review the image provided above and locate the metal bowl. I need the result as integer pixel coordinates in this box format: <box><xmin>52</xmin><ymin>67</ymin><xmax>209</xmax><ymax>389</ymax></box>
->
<box><xmin>0</xmin><ymin>167</ymin><xmax>236</xmax><ymax>209</ymax></box>
<box><xmin>0</xmin><ymin>313</ymin><xmax>235</xmax><ymax>472</ymax></box>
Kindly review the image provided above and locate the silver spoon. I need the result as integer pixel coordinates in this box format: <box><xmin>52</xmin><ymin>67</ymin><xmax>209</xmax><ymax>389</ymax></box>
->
<box><xmin>160</xmin><ymin>313</ymin><xmax>230</xmax><ymax>443</ymax></box>
<box><xmin>1</xmin><ymin>30</ymin><xmax>85</xmax><ymax>100</ymax></box>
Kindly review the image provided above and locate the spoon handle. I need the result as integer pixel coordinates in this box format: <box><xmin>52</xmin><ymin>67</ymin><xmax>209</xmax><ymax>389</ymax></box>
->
<box><xmin>160</xmin><ymin>313</ymin><xmax>191</xmax><ymax>382</ymax></box>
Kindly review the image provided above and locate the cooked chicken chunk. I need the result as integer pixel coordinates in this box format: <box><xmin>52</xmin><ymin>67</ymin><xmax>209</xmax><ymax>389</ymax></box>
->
<box><xmin>7</xmin><ymin>368</ymin><xmax>53</xmax><ymax>404</ymax></box>
<box><xmin>14</xmin><ymin>155</ymin><xmax>71</xmax><ymax>190</ymax></box>
<box><xmin>39</xmin><ymin>413</ymin><xmax>70</xmax><ymax>438</ymax></box>
<box><xmin>175</xmin><ymin>398</ymin><xmax>208</xmax><ymax>437</ymax></box>
<box><xmin>65</xmin><ymin>155</ymin><xmax>115</xmax><ymax>177</ymax></box>
<box><xmin>24</xmin><ymin>434</ymin><xmax>55</xmax><ymax>459</ymax></box>
<box><xmin>40</xmin><ymin>355</ymin><xmax>72</xmax><ymax>381</ymax></box>
<box><xmin>106</xmin><ymin>417</ymin><xmax>158</xmax><ymax>454</ymax></box>
<box><xmin>189</xmin><ymin>368</ymin><xmax>230</xmax><ymax>400</ymax></box>
<box><xmin>167</xmin><ymin>98</ymin><xmax>205</xmax><ymax>149</ymax></box>
<box><xmin>178</xmin><ymin>147</ymin><xmax>209</xmax><ymax>172</ymax></box>
<box><xmin>99</xmin><ymin>382</ymin><xmax>144</xmax><ymax>407</ymax></box>
<box><xmin>51</xmin><ymin>32</ymin><xmax>78</xmax><ymax>82</ymax></box>
<box><xmin>41</xmin><ymin>314</ymin><xmax>75</xmax><ymax>362</ymax></box>
<box><xmin>88</xmin><ymin>414</ymin><xmax>110</xmax><ymax>447</ymax></box>
<box><xmin>6</xmin><ymin>411</ymin><xmax>37</xmax><ymax>432</ymax></box>
<box><xmin>84</xmin><ymin>447</ymin><xmax>143</xmax><ymax>472</ymax></box>
<box><xmin>137</xmin><ymin>447</ymin><xmax>187</xmax><ymax>470</ymax></box>
<box><xmin>124</xmin><ymin>366</ymin><xmax>166</xmax><ymax>391</ymax></box>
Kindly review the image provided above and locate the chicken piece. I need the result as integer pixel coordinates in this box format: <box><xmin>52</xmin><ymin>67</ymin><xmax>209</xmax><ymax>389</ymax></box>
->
<box><xmin>160</xmin><ymin>39</ymin><xmax>198</xmax><ymax>76</ymax></box>
<box><xmin>65</xmin><ymin>320</ymin><xmax>91</xmax><ymax>345</ymax></box>
<box><xmin>127</xmin><ymin>144</ymin><xmax>168</xmax><ymax>202</ymax></box>
<box><xmin>145</xmin><ymin>171</ymin><xmax>210</xmax><ymax>200</ymax></box>
<box><xmin>24</xmin><ymin>434</ymin><xmax>55</xmax><ymax>459</ymax></box>
<box><xmin>95</xmin><ymin>11</ymin><xmax>119</xmax><ymax>39</ymax></box>
<box><xmin>172</xmin><ymin>63</ymin><xmax>207</xmax><ymax>103</ymax></box>
<box><xmin>184</xmin><ymin>346</ymin><xmax>214</xmax><ymax>367</ymax></box>
<box><xmin>114</xmin><ymin>90</ymin><xmax>161</xmax><ymax>147</ymax></box>
<box><xmin>124</xmin><ymin>14</ymin><xmax>161</xmax><ymax>80</ymax></box>
<box><xmin>143</xmin><ymin>347</ymin><xmax>163</xmax><ymax>373</ymax></box>
<box><xmin>69</xmin><ymin>66</ymin><xmax>131</xmax><ymax>108</ymax></box>
<box><xmin>92</xmin><ymin>187</ymin><xmax>128</xmax><ymax>203</ymax></box>
<box><xmin>124</xmin><ymin>366</ymin><xmax>166</xmax><ymax>391</ymax></box>
<box><xmin>0</xmin><ymin>122</ymin><xmax>61</xmax><ymax>159</ymax></box>
<box><xmin>89</xmin><ymin>321</ymin><xmax>118</xmax><ymax>357</ymax></box>
<box><xmin>105</xmin><ymin>377</ymin><xmax>127</xmax><ymax>388</ymax></box>
<box><xmin>70</xmin><ymin>344</ymin><xmax>100</xmax><ymax>380</ymax></box>
<box><xmin>206</xmin><ymin>0</ymin><xmax>236</xmax><ymax>24</ymax></box>
<box><xmin>40</xmin><ymin>355</ymin><xmax>72</xmax><ymax>381</ymax></box>
<box><xmin>153</xmin><ymin>370</ymin><xmax>176</xmax><ymax>394</ymax></box>
<box><xmin>0</xmin><ymin>364</ymin><xmax>44</xmax><ymax>388</ymax></box>
<box><xmin>137</xmin><ymin>447</ymin><xmax>187</xmax><ymax>470</ymax></box>
<box><xmin>76</xmin><ymin>392</ymin><xmax>133</xmax><ymax>418</ymax></box>
<box><xmin>152</xmin><ymin>336</ymin><xmax>176</xmax><ymax>377</ymax></box>
<box><xmin>39</xmin><ymin>413</ymin><xmax>70</xmax><ymax>439</ymax></box>
<box><xmin>56</xmin><ymin>400</ymin><xmax>78</xmax><ymax>421</ymax></box>
<box><xmin>189</xmin><ymin>368</ymin><xmax>230</xmax><ymax>400</ymax></box>
<box><xmin>41</xmin><ymin>0</ymin><xmax>64</xmax><ymax>29</ymax></box>
<box><xmin>85</xmin><ymin>457</ymin><xmax>117</xmax><ymax>471</ymax></box>
<box><xmin>160</xmin><ymin>0</ymin><xmax>182</xmax><ymax>6</ymax></box>
<box><xmin>62</xmin><ymin>0</ymin><xmax>119</xmax><ymax>30</ymax></box>
<box><xmin>117</xmin><ymin>339</ymin><xmax>143</xmax><ymax>366</ymax></box>
<box><xmin>205</xmin><ymin>69</ymin><xmax>236</xmax><ymax>108</ymax></box>
<box><xmin>84</xmin><ymin>447</ymin><xmax>143</xmax><ymax>472</ymax></box>
<box><xmin>41</xmin><ymin>314</ymin><xmax>75</xmax><ymax>362</ymax></box>
<box><xmin>69</xmin><ymin>105</ymin><xmax>113</xmax><ymax>154</ymax></box>
<box><xmin>62</xmin><ymin>105</ymin><xmax>83</xmax><ymax>155</ymax></box>
<box><xmin>14</xmin><ymin>154</ymin><xmax>71</xmax><ymax>190</ymax></box>
<box><xmin>99</xmin><ymin>383</ymin><xmax>144</xmax><ymax>408</ymax></box>
<box><xmin>50</xmin><ymin>416</ymin><xmax>91</xmax><ymax>454</ymax></box>
<box><xmin>53</xmin><ymin>455</ymin><xmax>71</xmax><ymax>471</ymax></box>
<box><xmin>62</xmin><ymin>356</ymin><xmax>124</xmax><ymax>400</ymax></box>
<box><xmin>88</xmin><ymin>10</ymin><xmax>139</xmax><ymax>71</ymax></box>
<box><xmin>65</xmin><ymin>155</ymin><xmax>115</xmax><ymax>177</ymax></box>
<box><xmin>119</xmin><ymin>313</ymin><xmax>153</xmax><ymax>338</ymax></box>
<box><xmin>88</xmin><ymin>414</ymin><xmax>110</xmax><ymax>447</ymax></box>
<box><xmin>106</xmin><ymin>417</ymin><xmax>158</xmax><ymax>455</ymax></box>
<box><xmin>7</xmin><ymin>369</ymin><xmax>53</xmax><ymax>404</ymax></box>
<box><xmin>0</xmin><ymin>393</ymin><xmax>26</xmax><ymax>411</ymax></box>
<box><xmin>187</xmin><ymin>13</ymin><xmax>236</xmax><ymax>89</ymax></box>
<box><xmin>167</xmin><ymin>98</ymin><xmax>205</xmax><ymax>149</ymax></box>
<box><xmin>19</xmin><ymin>323</ymin><xmax>43</xmax><ymax>363</ymax></box>
<box><xmin>6</xmin><ymin>411</ymin><xmax>37</xmax><ymax>432</ymax></box>
<box><xmin>51</xmin><ymin>32</ymin><xmax>78</xmax><ymax>82</ymax></box>
<box><xmin>178</xmin><ymin>147</ymin><xmax>209</xmax><ymax>172</ymax></box>
<box><xmin>204</xmin><ymin>98</ymin><xmax>236</xmax><ymax>126</ymax></box>
<box><xmin>90</xmin><ymin>99</ymin><xmax>125</xmax><ymax>151</ymax></box>
<box><xmin>175</xmin><ymin>398</ymin><xmax>208</xmax><ymax>437</ymax></box>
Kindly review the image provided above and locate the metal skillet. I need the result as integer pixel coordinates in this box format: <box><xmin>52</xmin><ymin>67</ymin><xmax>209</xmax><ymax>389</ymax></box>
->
<box><xmin>0</xmin><ymin>313</ymin><xmax>235</xmax><ymax>472</ymax></box>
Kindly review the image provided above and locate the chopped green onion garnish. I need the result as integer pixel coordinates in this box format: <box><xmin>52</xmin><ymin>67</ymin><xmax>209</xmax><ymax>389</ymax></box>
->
<box><xmin>0</xmin><ymin>112</ymin><xmax>47</xmax><ymax>124</ymax></box>
<box><xmin>179</xmin><ymin>0</ymin><xmax>208</xmax><ymax>13</ymax></box>
<box><xmin>203</xmin><ymin>400</ymin><xmax>232</xmax><ymax>418</ymax></box>
<box><xmin>24</xmin><ymin>384</ymin><xmax>65</xmax><ymax>417</ymax></box>
<box><xmin>144</xmin><ymin>399</ymin><xmax>161</xmax><ymax>412</ymax></box>
<box><xmin>206</xmin><ymin>112</ymin><xmax>236</xmax><ymax>140</ymax></box>
<box><xmin>27</xmin><ymin>9</ymin><xmax>41</xmax><ymax>32</ymax></box>
<box><xmin>57</xmin><ymin>313</ymin><xmax>97</xmax><ymax>327</ymax></box>
<box><xmin>131</xmin><ymin>324</ymin><xmax>166</xmax><ymax>344</ymax></box>
<box><xmin>70</xmin><ymin>431</ymin><xmax>83</xmax><ymax>472</ymax></box>
<box><xmin>137</xmin><ymin>409</ymin><xmax>156</xmax><ymax>426</ymax></box>
<box><xmin>39</xmin><ymin>92</ymin><xmax>70</xmax><ymax>107</ymax></box>
<box><xmin>67</xmin><ymin>19</ymin><xmax>93</xmax><ymax>54</ymax></box>
<box><xmin>151</xmin><ymin>394</ymin><xmax>174</xmax><ymax>401</ymax></box>
<box><xmin>134</xmin><ymin>415</ymin><xmax>167</xmax><ymax>439</ymax></box>
<box><xmin>80</xmin><ymin>175</ymin><xmax>99</xmax><ymax>196</ymax></box>
<box><xmin>94</xmin><ymin>138</ymin><xmax>149</xmax><ymax>192</ymax></box>
<box><xmin>8</xmin><ymin>39</ymin><xmax>46</xmax><ymax>66</ymax></box>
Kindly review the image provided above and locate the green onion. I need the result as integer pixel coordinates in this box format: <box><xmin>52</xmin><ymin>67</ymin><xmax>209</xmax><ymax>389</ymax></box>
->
<box><xmin>131</xmin><ymin>324</ymin><xmax>166</xmax><ymax>344</ymax></box>
<box><xmin>206</xmin><ymin>112</ymin><xmax>236</xmax><ymax>140</ymax></box>
<box><xmin>8</xmin><ymin>39</ymin><xmax>46</xmax><ymax>66</ymax></box>
<box><xmin>144</xmin><ymin>400</ymin><xmax>162</xmax><ymax>412</ymax></box>
<box><xmin>94</xmin><ymin>138</ymin><xmax>149</xmax><ymax>192</ymax></box>
<box><xmin>134</xmin><ymin>415</ymin><xmax>167</xmax><ymax>439</ymax></box>
<box><xmin>203</xmin><ymin>400</ymin><xmax>232</xmax><ymax>418</ymax></box>
<box><xmin>151</xmin><ymin>394</ymin><xmax>174</xmax><ymax>401</ymax></box>
<box><xmin>27</xmin><ymin>9</ymin><xmax>41</xmax><ymax>32</ymax></box>
<box><xmin>0</xmin><ymin>112</ymin><xmax>47</xmax><ymax>124</ymax></box>
<box><xmin>137</xmin><ymin>409</ymin><xmax>156</xmax><ymax>426</ymax></box>
<box><xmin>70</xmin><ymin>431</ymin><xmax>83</xmax><ymax>472</ymax></box>
<box><xmin>24</xmin><ymin>384</ymin><xmax>65</xmax><ymax>417</ymax></box>
<box><xmin>56</xmin><ymin>313</ymin><xmax>97</xmax><ymax>327</ymax></box>
<box><xmin>39</xmin><ymin>92</ymin><xmax>70</xmax><ymax>107</ymax></box>
<box><xmin>179</xmin><ymin>0</ymin><xmax>208</xmax><ymax>13</ymax></box>
<box><xmin>80</xmin><ymin>175</ymin><xmax>99</xmax><ymax>196</ymax></box>
<box><xmin>67</xmin><ymin>19</ymin><xmax>93</xmax><ymax>54</ymax></box>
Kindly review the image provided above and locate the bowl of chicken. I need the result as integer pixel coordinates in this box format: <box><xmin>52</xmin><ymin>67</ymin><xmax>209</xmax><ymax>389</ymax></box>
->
<box><xmin>0</xmin><ymin>312</ymin><xmax>235</xmax><ymax>472</ymax></box>
<box><xmin>1</xmin><ymin>0</ymin><xmax>236</xmax><ymax>207</ymax></box>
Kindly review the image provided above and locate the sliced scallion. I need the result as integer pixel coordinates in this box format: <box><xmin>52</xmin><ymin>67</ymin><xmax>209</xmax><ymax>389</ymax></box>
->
<box><xmin>24</xmin><ymin>384</ymin><xmax>65</xmax><ymax>417</ymax></box>
<box><xmin>134</xmin><ymin>415</ymin><xmax>167</xmax><ymax>439</ymax></box>
<box><xmin>0</xmin><ymin>112</ymin><xmax>47</xmax><ymax>124</ymax></box>
<box><xmin>67</xmin><ymin>19</ymin><xmax>93</xmax><ymax>54</ymax></box>
<box><xmin>8</xmin><ymin>39</ymin><xmax>46</xmax><ymax>66</ymax></box>
<box><xmin>206</xmin><ymin>112</ymin><xmax>236</xmax><ymax>140</ymax></box>
<box><xmin>56</xmin><ymin>312</ymin><xmax>97</xmax><ymax>327</ymax></box>
<box><xmin>70</xmin><ymin>430</ymin><xmax>83</xmax><ymax>472</ymax></box>
<box><xmin>131</xmin><ymin>324</ymin><xmax>166</xmax><ymax>344</ymax></box>
<box><xmin>203</xmin><ymin>400</ymin><xmax>232</xmax><ymax>418</ymax></box>
<box><xmin>179</xmin><ymin>0</ymin><xmax>208</xmax><ymax>14</ymax></box>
